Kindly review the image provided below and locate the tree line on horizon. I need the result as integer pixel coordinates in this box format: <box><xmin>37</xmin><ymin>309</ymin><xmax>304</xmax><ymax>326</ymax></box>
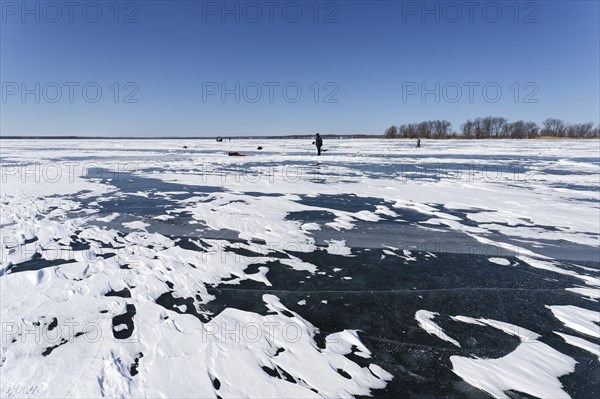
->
<box><xmin>384</xmin><ymin>117</ymin><xmax>600</xmax><ymax>139</ymax></box>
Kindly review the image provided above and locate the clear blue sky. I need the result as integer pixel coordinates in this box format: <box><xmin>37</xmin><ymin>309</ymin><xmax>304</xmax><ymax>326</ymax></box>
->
<box><xmin>1</xmin><ymin>0</ymin><xmax>598</xmax><ymax>136</ymax></box>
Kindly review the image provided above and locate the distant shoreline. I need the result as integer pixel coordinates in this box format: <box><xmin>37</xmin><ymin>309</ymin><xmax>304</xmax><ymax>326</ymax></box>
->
<box><xmin>1</xmin><ymin>135</ymin><xmax>599</xmax><ymax>140</ymax></box>
<box><xmin>0</xmin><ymin>135</ymin><xmax>363</xmax><ymax>140</ymax></box>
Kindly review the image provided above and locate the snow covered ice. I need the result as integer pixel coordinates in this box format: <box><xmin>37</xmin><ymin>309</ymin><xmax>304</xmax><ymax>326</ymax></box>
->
<box><xmin>1</xmin><ymin>138</ymin><xmax>599</xmax><ymax>398</ymax></box>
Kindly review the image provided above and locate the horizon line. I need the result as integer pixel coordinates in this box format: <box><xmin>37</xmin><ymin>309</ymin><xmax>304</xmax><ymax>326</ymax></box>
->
<box><xmin>0</xmin><ymin>134</ymin><xmax>380</xmax><ymax>140</ymax></box>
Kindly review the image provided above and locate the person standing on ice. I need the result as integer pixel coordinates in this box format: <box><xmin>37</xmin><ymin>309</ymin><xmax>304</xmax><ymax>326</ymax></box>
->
<box><xmin>416</xmin><ymin>137</ymin><xmax>421</xmax><ymax>148</ymax></box>
<box><xmin>314</xmin><ymin>133</ymin><xmax>323</xmax><ymax>155</ymax></box>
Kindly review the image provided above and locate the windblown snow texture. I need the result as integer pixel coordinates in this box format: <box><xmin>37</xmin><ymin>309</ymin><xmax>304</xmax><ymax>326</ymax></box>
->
<box><xmin>1</xmin><ymin>139</ymin><xmax>598</xmax><ymax>398</ymax></box>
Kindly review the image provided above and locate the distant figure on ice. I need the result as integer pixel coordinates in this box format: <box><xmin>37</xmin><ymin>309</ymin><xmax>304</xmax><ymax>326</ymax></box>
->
<box><xmin>314</xmin><ymin>133</ymin><xmax>323</xmax><ymax>155</ymax></box>
<box><xmin>416</xmin><ymin>137</ymin><xmax>421</xmax><ymax>148</ymax></box>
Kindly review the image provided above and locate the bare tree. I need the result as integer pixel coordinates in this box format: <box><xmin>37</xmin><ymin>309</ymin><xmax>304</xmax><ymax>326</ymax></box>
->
<box><xmin>525</xmin><ymin>121</ymin><xmax>539</xmax><ymax>139</ymax></box>
<box><xmin>399</xmin><ymin>123</ymin><xmax>418</xmax><ymax>138</ymax></box>
<box><xmin>472</xmin><ymin>117</ymin><xmax>486</xmax><ymax>139</ymax></box>
<box><xmin>431</xmin><ymin>120</ymin><xmax>452</xmax><ymax>139</ymax></box>
<box><xmin>577</xmin><ymin>122</ymin><xmax>594</xmax><ymax>138</ymax></box>
<box><xmin>505</xmin><ymin>120</ymin><xmax>526</xmax><ymax>139</ymax></box>
<box><xmin>388</xmin><ymin>118</ymin><xmax>591</xmax><ymax>139</ymax></box>
<box><xmin>542</xmin><ymin>118</ymin><xmax>566</xmax><ymax>137</ymax></box>
<box><xmin>566</xmin><ymin>123</ymin><xmax>579</xmax><ymax>138</ymax></box>
<box><xmin>461</xmin><ymin>120</ymin><xmax>475</xmax><ymax>138</ymax></box>
<box><xmin>482</xmin><ymin>116</ymin><xmax>507</xmax><ymax>138</ymax></box>
<box><xmin>384</xmin><ymin>125</ymin><xmax>398</xmax><ymax>138</ymax></box>
<box><xmin>405</xmin><ymin>123</ymin><xmax>419</xmax><ymax>139</ymax></box>
<box><xmin>395</xmin><ymin>125</ymin><xmax>405</xmax><ymax>138</ymax></box>
<box><xmin>417</xmin><ymin>121</ymin><xmax>431</xmax><ymax>138</ymax></box>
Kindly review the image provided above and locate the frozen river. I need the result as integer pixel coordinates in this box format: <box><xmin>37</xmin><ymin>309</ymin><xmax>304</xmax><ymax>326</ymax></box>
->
<box><xmin>1</xmin><ymin>138</ymin><xmax>599</xmax><ymax>398</ymax></box>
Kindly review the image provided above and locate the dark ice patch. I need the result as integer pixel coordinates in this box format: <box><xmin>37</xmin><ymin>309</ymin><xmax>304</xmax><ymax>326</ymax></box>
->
<box><xmin>69</xmin><ymin>235</ymin><xmax>91</xmax><ymax>250</ymax></box>
<box><xmin>48</xmin><ymin>318</ymin><xmax>58</xmax><ymax>331</ymax></box>
<box><xmin>244</xmin><ymin>264</ymin><xmax>263</xmax><ymax>275</ymax></box>
<box><xmin>173</xmin><ymin>237</ymin><xmax>210</xmax><ymax>252</ymax></box>
<box><xmin>278</xmin><ymin>367</ymin><xmax>296</xmax><ymax>383</ymax></box>
<box><xmin>223</xmin><ymin>245</ymin><xmax>265</xmax><ymax>258</ymax></box>
<box><xmin>337</xmin><ymin>368</ymin><xmax>351</xmax><ymax>379</ymax></box>
<box><xmin>286</xmin><ymin>210</ymin><xmax>337</xmax><ymax>224</ymax></box>
<box><xmin>296</xmin><ymin>194</ymin><xmax>386</xmax><ymax>213</ymax></box>
<box><xmin>105</xmin><ymin>288</ymin><xmax>132</xmax><ymax>298</ymax></box>
<box><xmin>154</xmin><ymin>291</ymin><xmax>207</xmax><ymax>321</ymax></box>
<box><xmin>130</xmin><ymin>352</ymin><xmax>144</xmax><ymax>376</ymax></box>
<box><xmin>42</xmin><ymin>338</ymin><xmax>68</xmax><ymax>356</ymax></box>
<box><xmin>261</xmin><ymin>366</ymin><xmax>280</xmax><ymax>378</ymax></box>
<box><xmin>274</xmin><ymin>348</ymin><xmax>285</xmax><ymax>356</ymax></box>
<box><xmin>112</xmin><ymin>304</ymin><xmax>136</xmax><ymax>340</ymax></box>
<box><xmin>243</xmin><ymin>192</ymin><xmax>284</xmax><ymax>197</ymax></box>
<box><xmin>4</xmin><ymin>252</ymin><xmax>76</xmax><ymax>275</ymax></box>
<box><xmin>24</xmin><ymin>236</ymin><xmax>38</xmax><ymax>245</ymax></box>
